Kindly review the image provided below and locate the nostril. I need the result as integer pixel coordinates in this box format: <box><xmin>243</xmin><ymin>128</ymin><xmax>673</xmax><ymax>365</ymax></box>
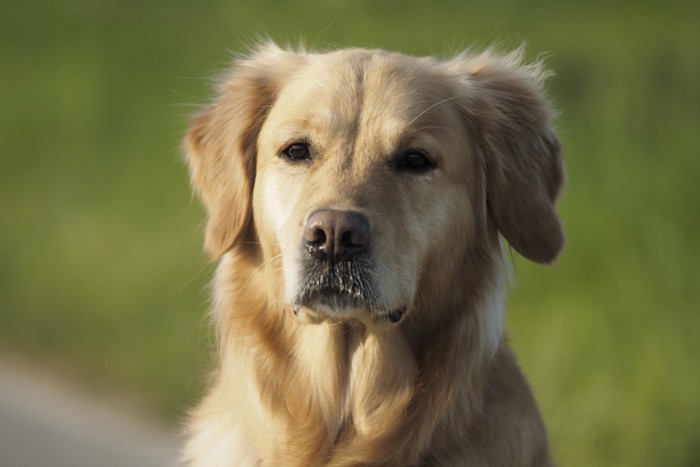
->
<box><xmin>310</xmin><ymin>227</ymin><xmax>327</xmax><ymax>246</ymax></box>
<box><xmin>340</xmin><ymin>231</ymin><xmax>354</xmax><ymax>248</ymax></box>
<box><xmin>304</xmin><ymin>219</ymin><xmax>330</xmax><ymax>246</ymax></box>
<box><xmin>335</xmin><ymin>212</ymin><xmax>370</xmax><ymax>261</ymax></box>
<box><xmin>340</xmin><ymin>228</ymin><xmax>368</xmax><ymax>249</ymax></box>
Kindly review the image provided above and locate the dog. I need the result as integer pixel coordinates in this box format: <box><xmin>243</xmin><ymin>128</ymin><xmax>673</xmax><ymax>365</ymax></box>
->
<box><xmin>182</xmin><ymin>42</ymin><xmax>564</xmax><ymax>466</ymax></box>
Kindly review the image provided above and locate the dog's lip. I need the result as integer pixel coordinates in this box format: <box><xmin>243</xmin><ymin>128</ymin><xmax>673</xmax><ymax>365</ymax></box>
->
<box><xmin>291</xmin><ymin>303</ymin><xmax>408</xmax><ymax>326</ymax></box>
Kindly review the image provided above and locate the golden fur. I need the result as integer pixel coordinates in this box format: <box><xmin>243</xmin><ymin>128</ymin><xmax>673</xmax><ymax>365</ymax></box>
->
<box><xmin>183</xmin><ymin>43</ymin><xmax>564</xmax><ymax>466</ymax></box>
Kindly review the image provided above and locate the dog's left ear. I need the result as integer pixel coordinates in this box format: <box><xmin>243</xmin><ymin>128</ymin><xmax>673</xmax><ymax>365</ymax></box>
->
<box><xmin>451</xmin><ymin>50</ymin><xmax>565</xmax><ymax>264</ymax></box>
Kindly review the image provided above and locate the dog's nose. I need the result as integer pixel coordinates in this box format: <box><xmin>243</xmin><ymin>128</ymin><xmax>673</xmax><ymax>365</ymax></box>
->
<box><xmin>303</xmin><ymin>210</ymin><xmax>370</xmax><ymax>263</ymax></box>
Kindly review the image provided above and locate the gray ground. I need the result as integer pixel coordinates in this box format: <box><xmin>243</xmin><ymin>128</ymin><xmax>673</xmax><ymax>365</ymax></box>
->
<box><xmin>0</xmin><ymin>358</ymin><xmax>181</xmax><ymax>467</ymax></box>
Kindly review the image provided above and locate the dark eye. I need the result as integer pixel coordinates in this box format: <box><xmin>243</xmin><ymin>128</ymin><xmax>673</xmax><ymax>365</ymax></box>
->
<box><xmin>396</xmin><ymin>151</ymin><xmax>435</xmax><ymax>173</ymax></box>
<box><xmin>282</xmin><ymin>143</ymin><xmax>311</xmax><ymax>161</ymax></box>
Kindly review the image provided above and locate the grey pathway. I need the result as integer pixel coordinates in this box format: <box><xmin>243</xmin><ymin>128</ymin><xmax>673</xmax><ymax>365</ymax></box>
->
<box><xmin>0</xmin><ymin>358</ymin><xmax>181</xmax><ymax>467</ymax></box>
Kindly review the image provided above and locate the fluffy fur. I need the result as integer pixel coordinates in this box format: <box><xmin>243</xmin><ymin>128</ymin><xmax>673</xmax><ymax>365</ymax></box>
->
<box><xmin>182</xmin><ymin>43</ymin><xmax>564</xmax><ymax>466</ymax></box>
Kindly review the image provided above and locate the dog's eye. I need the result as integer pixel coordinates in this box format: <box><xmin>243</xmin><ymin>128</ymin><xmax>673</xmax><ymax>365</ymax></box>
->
<box><xmin>282</xmin><ymin>143</ymin><xmax>311</xmax><ymax>162</ymax></box>
<box><xmin>396</xmin><ymin>151</ymin><xmax>435</xmax><ymax>173</ymax></box>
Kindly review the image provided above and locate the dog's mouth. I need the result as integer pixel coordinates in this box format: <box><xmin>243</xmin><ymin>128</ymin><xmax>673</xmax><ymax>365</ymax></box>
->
<box><xmin>292</xmin><ymin>257</ymin><xmax>406</xmax><ymax>324</ymax></box>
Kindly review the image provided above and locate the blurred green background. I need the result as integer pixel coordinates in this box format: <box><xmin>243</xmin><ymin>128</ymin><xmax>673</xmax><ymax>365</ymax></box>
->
<box><xmin>1</xmin><ymin>0</ymin><xmax>698</xmax><ymax>465</ymax></box>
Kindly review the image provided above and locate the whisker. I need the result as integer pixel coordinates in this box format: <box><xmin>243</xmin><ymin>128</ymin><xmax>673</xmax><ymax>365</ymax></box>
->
<box><xmin>168</xmin><ymin>260</ymin><xmax>213</xmax><ymax>299</ymax></box>
<box><xmin>406</xmin><ymin>95</ymin><xmax>462</xmax><ymax>127</ymax></box>
<box><xmin>240</xmin><ymin>253</ymin><xmax>284</xmax><ymax>290</ymax></box>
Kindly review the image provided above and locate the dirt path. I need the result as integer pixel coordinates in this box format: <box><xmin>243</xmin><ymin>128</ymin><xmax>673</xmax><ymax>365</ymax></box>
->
<box><xmin>0</xmin><ymin>358</ymin><xmax>181</xmax><ymax>467</ymax></box>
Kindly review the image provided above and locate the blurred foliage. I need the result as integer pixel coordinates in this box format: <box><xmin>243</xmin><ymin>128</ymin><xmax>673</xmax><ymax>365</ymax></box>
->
<box><xmin>1</xmin><ymin>0</ymin><xmax>698</xmax><ymax>465</ymax></box>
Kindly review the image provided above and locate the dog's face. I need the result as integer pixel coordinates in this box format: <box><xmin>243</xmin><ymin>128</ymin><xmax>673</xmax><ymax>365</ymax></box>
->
<box><xmin>185</xmin><ymin>45</ymin><xmax>563</xmax><ymax>327</ymax></box>
<box><xmin>254</xmin><ymin>50</ymin><xmax>482</xmax><ymax>324</ymax></box>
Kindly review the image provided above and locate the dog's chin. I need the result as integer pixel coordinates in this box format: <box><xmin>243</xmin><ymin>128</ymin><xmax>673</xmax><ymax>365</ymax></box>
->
<box><xmin>290</xmin><ymin>258</ymin><xmax>409</xmax><ymax>326</ymax></box>
<box><xmin>292</xmin><ymin>292</ymin><xmax>408</xmax><ymax>327</ymax></box>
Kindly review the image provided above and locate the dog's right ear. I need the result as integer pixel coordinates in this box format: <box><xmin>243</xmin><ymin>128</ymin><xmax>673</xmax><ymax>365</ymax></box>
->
<box><xmin>184</xmin><ymin>44</ymin><xmax>305</xmax><ymax>258</ymax></box>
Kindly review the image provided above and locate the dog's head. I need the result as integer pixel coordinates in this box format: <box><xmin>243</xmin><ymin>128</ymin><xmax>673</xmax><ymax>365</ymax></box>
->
<box><xmin>185</xmin><ymin>44</ymin><xmax>563</xmax><ymax>327</ymax></box>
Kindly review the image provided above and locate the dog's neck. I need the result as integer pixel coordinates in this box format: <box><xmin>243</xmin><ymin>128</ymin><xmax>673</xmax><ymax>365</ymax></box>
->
<box><xmin>210</xmin><ymin>243</ymin><xmax>507</xmax><ymax>465</ymax></box>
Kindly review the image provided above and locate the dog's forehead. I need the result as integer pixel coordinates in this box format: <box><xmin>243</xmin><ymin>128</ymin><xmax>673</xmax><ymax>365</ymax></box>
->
<box><xmin>269</xmin><ymin>50</ymin><xmax>459</xmax><ymax>148</ymax></box>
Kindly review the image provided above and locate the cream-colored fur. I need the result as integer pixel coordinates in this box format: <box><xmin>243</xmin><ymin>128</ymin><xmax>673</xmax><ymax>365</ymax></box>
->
<box><xmin>183</xmin><ymin>43</ymin><xmax>564</xmax><ymax>466</ymax></box>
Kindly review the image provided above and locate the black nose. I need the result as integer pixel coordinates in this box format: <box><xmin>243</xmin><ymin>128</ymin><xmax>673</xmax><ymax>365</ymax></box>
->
<box><xmin>303</xmin><ymin>210</ymin><xmax>370</xmax><ymax>263</ymax></box>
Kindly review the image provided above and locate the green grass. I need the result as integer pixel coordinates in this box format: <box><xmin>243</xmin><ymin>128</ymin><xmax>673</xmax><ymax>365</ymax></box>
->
<box><xmin>1</xmin><ymin>1</ymin><xmax>698</xmax><ymax>465</ymax></box>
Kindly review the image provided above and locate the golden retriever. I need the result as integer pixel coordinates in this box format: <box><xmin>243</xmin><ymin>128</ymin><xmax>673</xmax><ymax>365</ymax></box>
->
<box><xmin>182</xmin><ymin>43</ymin><xmax>564</xmax><ymax>466</ymax></box>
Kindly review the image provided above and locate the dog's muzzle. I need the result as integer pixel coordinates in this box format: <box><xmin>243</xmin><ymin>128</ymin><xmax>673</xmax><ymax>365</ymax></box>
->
<box><xmin>292</xmin><ymin>209</ymin><xmax>407</xmax><ymax>325</ymax></box>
